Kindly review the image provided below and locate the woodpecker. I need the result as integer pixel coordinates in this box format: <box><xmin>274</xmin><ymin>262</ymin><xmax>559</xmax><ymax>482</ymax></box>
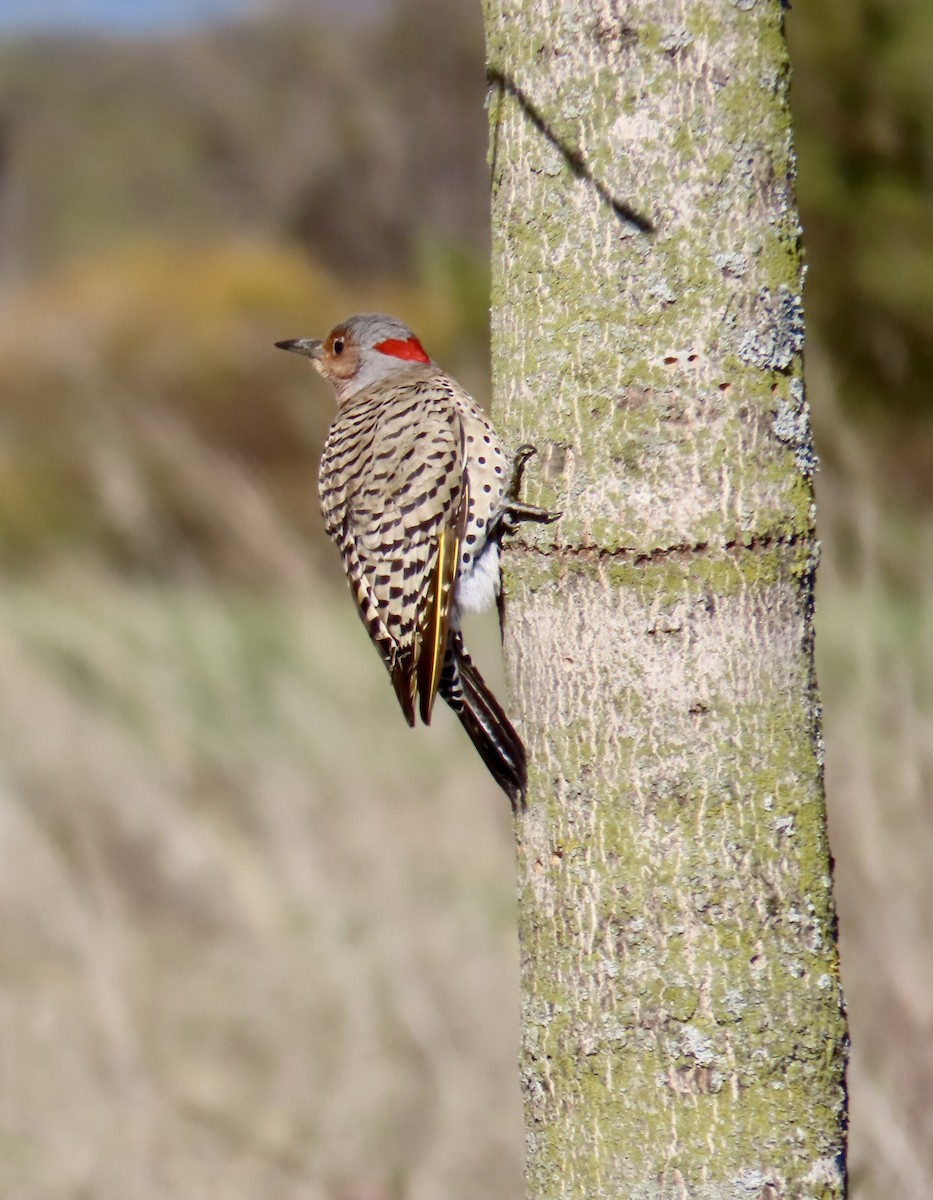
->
<box><xmin>276</xmin><ymin>313</ymin><xmax>558</xmax><ymax>810</ymax></box>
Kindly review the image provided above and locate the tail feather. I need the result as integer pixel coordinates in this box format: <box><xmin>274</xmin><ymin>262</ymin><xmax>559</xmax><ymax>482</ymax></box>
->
<box><xmin>442</xmin><ymin>633</ymin><xmax>527</xmax><ymax>812</ymax></box>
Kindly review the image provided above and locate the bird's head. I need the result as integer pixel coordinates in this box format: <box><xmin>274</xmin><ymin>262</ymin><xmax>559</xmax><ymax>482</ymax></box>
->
<box><xmin>276</xmin><ymin>313</ymin><xmax>433</xmax><ymax>403</ymax></box>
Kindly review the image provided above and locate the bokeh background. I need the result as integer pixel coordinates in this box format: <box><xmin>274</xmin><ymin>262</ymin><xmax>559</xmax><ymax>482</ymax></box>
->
<box><xmin>0</xmin><ymin>1</ymin><xmax>930</xmax><ymax>1197</ymax></box>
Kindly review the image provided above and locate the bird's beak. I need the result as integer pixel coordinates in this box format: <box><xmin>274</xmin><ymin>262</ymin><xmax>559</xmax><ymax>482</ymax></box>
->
<box><xmin>275</xmin><ymin>337</ymin><xmax>323</xmax><ymax>360</ymax></box>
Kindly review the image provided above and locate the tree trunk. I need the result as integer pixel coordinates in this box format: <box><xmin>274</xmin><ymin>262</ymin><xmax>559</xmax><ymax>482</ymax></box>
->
<box><xmin>483</xmin><ymin>1</ymin><xmax>848</xmax><ymax>1196</ymax></box>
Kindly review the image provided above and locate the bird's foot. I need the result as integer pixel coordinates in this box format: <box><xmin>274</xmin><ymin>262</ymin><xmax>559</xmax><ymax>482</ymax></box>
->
<box><xmin>490</xmin><ymin>444</ymin><xmax>561</xmax><ymax>541</ymax></box>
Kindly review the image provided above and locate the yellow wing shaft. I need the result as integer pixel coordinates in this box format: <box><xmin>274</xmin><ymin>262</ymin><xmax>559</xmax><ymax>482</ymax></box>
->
<box><xmin>416</xmin><ymin>481</ymin><xmax>469</xmax><ymax>724</ymax></box>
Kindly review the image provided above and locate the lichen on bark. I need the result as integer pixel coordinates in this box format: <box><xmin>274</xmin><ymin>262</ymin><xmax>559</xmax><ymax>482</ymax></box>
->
<box><xmin>483</xmin><ymin>0</ymin><xmax>848</xmax><ymax>1196</ymax></box>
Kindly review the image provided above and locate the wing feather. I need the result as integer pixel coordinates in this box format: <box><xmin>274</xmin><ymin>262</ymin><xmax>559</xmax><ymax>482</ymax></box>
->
<box><xmin>319</xmin><ymin>378</ymin><xmax>466</xmax><ymax>726</ymax></box>
<box><xmin>417</xmin><ymin>479</ymin><xmax>469</xmax><ymax>724</ymax></box>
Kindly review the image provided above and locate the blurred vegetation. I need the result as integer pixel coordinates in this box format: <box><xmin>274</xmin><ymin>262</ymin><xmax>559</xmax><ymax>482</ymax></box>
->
<box><xmin>0</xmin><ymin>2</ymin><xmax>487</xmax><ymax>274</ymax></box>
<box><xmin>0</xmin><ymin>0</ymin><xmax>491</xmax><ymax>577</ymax></box>
<box><xmin>0</xmin><ymin>238</ymin><xmax>489</xmax><ymax>580</ymax></box>
<box><xmin>0</xmin><ymin>571</ymin><xmax>522</xmax><ymax>1200</ymax></box>
<box><xmin>0</xmin><ymin>1</ymin><xmax>930</xmax><ymax>1199</ymax></box>
<box><xmin>789</xmin><ymin>0</ymin><xmax>933</xmax><ymax>494</ymax></box>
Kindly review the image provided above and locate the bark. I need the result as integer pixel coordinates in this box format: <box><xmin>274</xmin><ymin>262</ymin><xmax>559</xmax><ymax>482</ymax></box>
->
<box><xmin>482</xmin><ymin>2</ymin><xmax>848</xmax><ymax>1197</ymax></box>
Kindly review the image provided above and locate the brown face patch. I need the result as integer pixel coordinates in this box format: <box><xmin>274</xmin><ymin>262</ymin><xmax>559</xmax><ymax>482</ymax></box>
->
<box><xmin>320</xmin><ymin>325</ymin><xmax>361</xmax><ymax>382</ymax></box>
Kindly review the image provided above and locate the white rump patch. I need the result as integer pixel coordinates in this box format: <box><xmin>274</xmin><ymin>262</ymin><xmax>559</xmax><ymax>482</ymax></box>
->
<box><xmin>456</xmin><ymin>542</ymin><xmax>500</xmax><ymax>614</ymax></box>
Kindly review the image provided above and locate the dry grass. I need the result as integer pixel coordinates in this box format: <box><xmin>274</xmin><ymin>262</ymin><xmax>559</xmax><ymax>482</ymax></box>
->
<box><xmin>812</xmin><ymin>360</ymin><xmax>933</xmax><ymax>1200</ymax></box>
<box><xmin>0</xmin><ymin>571</ymin><xmax>523</xmax><ymax>1200</ymax></box>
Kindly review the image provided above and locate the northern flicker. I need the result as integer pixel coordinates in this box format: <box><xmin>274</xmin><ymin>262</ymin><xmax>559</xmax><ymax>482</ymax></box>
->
<box><xmin>276</xmin><ymin>313</ymin><xmax>558</xmax><ymax>810</ymax></box>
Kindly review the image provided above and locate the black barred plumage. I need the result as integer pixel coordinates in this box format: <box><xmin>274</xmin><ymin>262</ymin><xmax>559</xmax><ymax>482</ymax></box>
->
<box><xmin>276</xmin><ymin>313</ymin><xmax>559</xmax><ymax>810</ymax></box>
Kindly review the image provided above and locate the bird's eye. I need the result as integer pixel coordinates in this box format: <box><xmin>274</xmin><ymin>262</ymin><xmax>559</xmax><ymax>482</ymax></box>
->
<box><xmin>333</xmin><ymin>339</ymin><xmax>345</xmax><ymax>355</ymax></box>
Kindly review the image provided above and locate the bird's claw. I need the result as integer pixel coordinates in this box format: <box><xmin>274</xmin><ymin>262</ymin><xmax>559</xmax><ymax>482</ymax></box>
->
<box><xmin>491</xmin><ymin>443</ymin><xmax>561</xmax><ymax>542</ymax></box>
<box><xmin>507</xmin><ymin>444</ymin><xmax>539</xmax><ymax>502</ymax></box>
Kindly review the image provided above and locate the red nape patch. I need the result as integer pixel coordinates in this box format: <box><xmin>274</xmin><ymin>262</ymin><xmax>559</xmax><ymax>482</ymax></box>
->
<box><xmin>374</xmin><ymin>336</ymin><xmax>430</xmax><ymax>364</ymax></box>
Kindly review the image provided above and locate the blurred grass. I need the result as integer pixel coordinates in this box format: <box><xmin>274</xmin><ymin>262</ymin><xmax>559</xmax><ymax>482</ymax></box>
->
<box><xmin>0</xmin><ymin>569</ymin><xmax>523</xmax><ymax>1200</ymax></box>
<box><xmin>810</xmin><ymin>361</ymin><xmax>933</xmax><ymax>1200</ymax></box>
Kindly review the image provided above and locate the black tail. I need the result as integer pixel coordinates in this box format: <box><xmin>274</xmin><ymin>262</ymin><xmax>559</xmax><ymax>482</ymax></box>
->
<box><xmin>441</xmin><ymin>632</ymin><xmax>527</xmax><ymax>813</ymax></box>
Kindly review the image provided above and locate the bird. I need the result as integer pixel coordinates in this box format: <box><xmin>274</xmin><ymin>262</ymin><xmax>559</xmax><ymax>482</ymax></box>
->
<box><xmin>275</xmin><ymin>313</ymin><xmax>559</xmax><ymax>811</ymax></box>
